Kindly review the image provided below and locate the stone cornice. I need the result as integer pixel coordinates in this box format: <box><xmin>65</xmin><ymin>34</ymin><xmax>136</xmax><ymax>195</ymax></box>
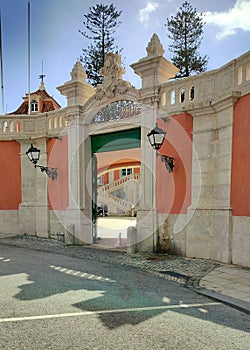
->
<box><xmin>192</xmin><ymin>122</ymin><xmax>233</xmax><ymax>135</ymax></box>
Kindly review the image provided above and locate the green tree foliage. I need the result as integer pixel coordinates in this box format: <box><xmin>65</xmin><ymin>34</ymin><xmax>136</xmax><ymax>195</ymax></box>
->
<box><xmin>165</xmin><ymin>1</ymin><xmax>208</xmax><ymax>77</ymax></box>
<box><xmin>79</xmin><ymin>3</ymin><xmax>122</xmax><ymax>87</ymax></box>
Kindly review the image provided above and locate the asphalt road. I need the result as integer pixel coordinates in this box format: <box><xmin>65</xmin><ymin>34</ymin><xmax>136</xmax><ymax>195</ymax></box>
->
<box><xmin>0</xmin><ymin>245</ymin><xmax>249</xmax><ymax>350</ymax></box>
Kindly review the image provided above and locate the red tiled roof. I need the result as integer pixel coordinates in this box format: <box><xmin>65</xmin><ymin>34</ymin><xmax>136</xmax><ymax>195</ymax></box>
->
<box><xmin>42</xmin><ymin>100</ymin><xmax>60</xmax><ymax>112</ymax></box>
<box><xmin>11</xmin><ymin>101</ymin><xmax>29</xmax><ymax>114</ymax></box>
<box><xmin>8</xmin><ymin>87</ymin><xmax>61</xmax><ymax>115</ymax></box>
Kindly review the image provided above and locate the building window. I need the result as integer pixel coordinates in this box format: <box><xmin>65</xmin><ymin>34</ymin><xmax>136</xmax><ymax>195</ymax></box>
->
<box><xmin>121</xmin><ymin>168</ymin><xmax>132</xmax><ymax>177</ymax></box>
<box><xmin>97</xmin><ymin>175</ymin><xmax>104</xmax><ymax>185</ymax></box>
<box><xmin>31</xmin><ymin>100</ymin><xmax>38</xmax><ymax>112</ymax></box>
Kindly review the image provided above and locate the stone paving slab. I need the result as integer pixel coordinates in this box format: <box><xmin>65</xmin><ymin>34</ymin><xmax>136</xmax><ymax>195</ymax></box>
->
<box><xmin>200</xmin><ymin>266</ymin><xmax>250</xmax><ymax>303</ymax></box>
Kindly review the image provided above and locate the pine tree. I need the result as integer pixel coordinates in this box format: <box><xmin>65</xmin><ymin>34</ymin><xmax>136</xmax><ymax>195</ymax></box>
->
<box><xmin>165</xmin><ymin>1</ymin><xmax>208</xmax><ymax>77</ymax></box>
<box><xmin>79</xmin><ymin>3</ymin><xmax>122</xmax><ymax>87</ymax></box>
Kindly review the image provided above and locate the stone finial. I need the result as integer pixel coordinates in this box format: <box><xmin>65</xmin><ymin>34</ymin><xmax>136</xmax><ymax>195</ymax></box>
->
<box><xmin>39</xmin><ymin>80</ymin><xmax>45</xmax><ymax>91</ymax></box>
<box><xmin>146</xmin><ymin>33</ymin><xmax>165</xmax><ymax>57</ymax></box>
<box><xmin>57</xmin><ymin>60</ymin><xmax>95</xmax><ymax>106</ymax></box>
<box><xmin>130</xmin><ymin>33</ymin><xmax>179</xmax><ymax>88</ymax></box>
<box><xmin>70</xmin><ymin>61</ymin><xmax>87</xmax><ymax>81</ymax></box>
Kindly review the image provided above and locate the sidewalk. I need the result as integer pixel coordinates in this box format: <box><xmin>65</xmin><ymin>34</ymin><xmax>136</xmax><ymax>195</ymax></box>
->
<box><xmin>0</xmin><ymin>234</ymin><xmax>250</xmax><ymax>314</ymax></box>
<box><xmin>198</xmin><ymin>266</ymin><xmax>250</xmax><ymax>313</ymax></box>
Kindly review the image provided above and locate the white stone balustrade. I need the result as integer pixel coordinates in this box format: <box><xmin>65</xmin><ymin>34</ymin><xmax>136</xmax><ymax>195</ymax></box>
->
<box><xmin>159</xmin><ymin>52</ymin><xmax>250</xmax><ymax>115</ymax></box>
<box><xmin>0</xmin><ymin>109</ymin><xmax>68</xmax><ymax>138</ymax></box>
<box><xmin>98</xmin><ymin>191</ymin><xmax>134</xmax><ymax>211</ymax></box>
<box><xmin>99</xmin><ymin>174</ymin><xmax>140</xmax><ymax>193</ymax></box>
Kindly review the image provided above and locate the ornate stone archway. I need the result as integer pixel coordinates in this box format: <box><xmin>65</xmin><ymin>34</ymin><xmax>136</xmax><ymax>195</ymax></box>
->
<box><xmin>56</xmin><ymin>34</ymin><xmax>177</xmax><ymax>250</ymax></box>
<box><xmin>58</xmin><ymin>55</ymin><xmax>144</xmax><ymax>246</ymax></box>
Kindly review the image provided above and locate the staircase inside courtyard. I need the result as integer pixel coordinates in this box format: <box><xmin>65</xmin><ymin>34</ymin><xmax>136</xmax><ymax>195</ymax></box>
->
<box><xmin>97</xmin><ymin>174</ymin><xmax>140</xmax><ymax>215</ymax></box>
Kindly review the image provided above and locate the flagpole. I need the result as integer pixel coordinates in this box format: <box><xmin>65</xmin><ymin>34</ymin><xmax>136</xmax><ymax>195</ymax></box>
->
<box><xmin>28</xmin><ymin>1</ymin><xmax>31</xmax><ymax>115</ymax></box>
<box><xmin>0</xmin><ymin>0</ymin><xmax>5</xmax><ymax>115</ymax></box>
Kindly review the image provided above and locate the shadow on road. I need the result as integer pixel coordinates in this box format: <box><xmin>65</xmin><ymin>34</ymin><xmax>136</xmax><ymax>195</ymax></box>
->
<box><xmin>0</xmin><ymin>245</ymin><xmax>249</xmax><ymax>332</ymax></box>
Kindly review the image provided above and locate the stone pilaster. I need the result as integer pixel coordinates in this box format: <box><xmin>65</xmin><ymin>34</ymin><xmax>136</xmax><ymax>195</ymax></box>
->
<box><xmin>65</xmin><ymin>110</ymin><xmax>92</xmax><ymax>244</ymax></box>
<box><xmin>18</xmin><ymin>139</ymin><xmax>49</xmax><ymax>237</ymax></box>
<box><xmin>131</xmin><ymin>34</ymin><xmax>177</xmax><ymax>251</ymax></box>
<box><xmin>35</xmin><ymin>138</ymin><xmax>49</xmax><ymax>237</ymax></box>
<box><xmin>18</xmin><ymin>140</ymin><xmax>37</xmax><ymax>235</ymax></box>
<box><xmin>185</xmin><ymin>94</ymin><xmax>239</xmax><ymax>263</ymax></box>
<box><xmin>136</xmin><ymin>103</ymin><xmax>159</xmax><ymax>251</ymax></box>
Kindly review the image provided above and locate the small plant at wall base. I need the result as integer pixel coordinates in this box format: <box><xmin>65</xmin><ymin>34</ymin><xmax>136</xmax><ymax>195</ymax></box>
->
<box><xmin>156</xmin><ymin>218</ymin><xmax>171</xmax><ymax>254</ymax></box>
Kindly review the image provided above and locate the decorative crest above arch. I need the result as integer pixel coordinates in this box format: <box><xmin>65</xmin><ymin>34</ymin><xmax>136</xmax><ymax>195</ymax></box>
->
<box><xmin>95</xmin><ymin>53</ymin><xmax>132</xmax><ymax>99</ymax></box>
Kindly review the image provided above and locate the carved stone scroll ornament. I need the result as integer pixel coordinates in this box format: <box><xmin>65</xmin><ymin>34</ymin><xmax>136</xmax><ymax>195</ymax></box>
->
<box><xmin>95</xmin><ymin>53</ymin><xmax>132</xmax><ymax>99</ymax></box>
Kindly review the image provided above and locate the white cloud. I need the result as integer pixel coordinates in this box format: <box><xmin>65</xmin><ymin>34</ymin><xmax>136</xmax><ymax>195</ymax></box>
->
<box><xmin>139</xmin><ymin>1</ymin><xmax>159</xmax><ymax>23</ymax></box>
<box><xmin>204</xmin><ymin>0</ymin><xmax>250</xmax><ymax>39</ymax></box>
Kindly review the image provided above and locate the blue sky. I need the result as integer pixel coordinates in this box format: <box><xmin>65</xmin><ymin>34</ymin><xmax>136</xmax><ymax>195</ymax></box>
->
<box><xmin>1</xmin><ymin>0</ymin><xmax>250</xmax><ymax>113</ymax></box>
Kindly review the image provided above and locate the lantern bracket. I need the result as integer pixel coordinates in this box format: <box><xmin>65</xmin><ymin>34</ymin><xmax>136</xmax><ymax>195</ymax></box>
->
<box><xmin>35</xmin><ymin>164</ymin><xmax>58</xmax><ymax>181</ymax></box>
<box><xmin>26</xmin><ymin>144</ymin><xmax>58</xmax><ymax>181</ymax></box>
<box><xmin>156</xmin><ymin>152</ymin><xmax>174</xmax><ymax>173</ymax></box>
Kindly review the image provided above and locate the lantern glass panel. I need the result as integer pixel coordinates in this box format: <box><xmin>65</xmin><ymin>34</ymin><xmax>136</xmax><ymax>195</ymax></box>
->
<box><xmin>148</xmin><ymin>134</ymin><xmax>155</xmax><ymax>147</ymax></box>
<box><xmin>154</xmin><ymin>133</ymin><xmax>165</xmax><ymax>146</ymax></box>
<box><xmin>26</xmin><ymin>144</ymin><xmax>40</xmax><ymax>164</ymax></box>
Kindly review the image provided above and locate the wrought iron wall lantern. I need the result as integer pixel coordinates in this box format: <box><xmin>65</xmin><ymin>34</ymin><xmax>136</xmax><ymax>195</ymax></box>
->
<box><xmin>26</xmin><ymin>144</ymin><xmax>58</xmax><ymax>181</ymax></box>
<box><xmin>147</xmin><ymin>125</ymin><xmax>174</xmax><ymax>173</ymax></box>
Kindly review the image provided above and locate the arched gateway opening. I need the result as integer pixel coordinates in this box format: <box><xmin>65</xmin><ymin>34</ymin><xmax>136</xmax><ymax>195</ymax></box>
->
<box><xmin>90</xmin><ymin>101</ymin><xmax>141</xmax><ymax>248</ymax></box>
<box><xmin>59</xmin><ymin>51</ymin><xmax>158</xmax><ymax>251</ymax></box>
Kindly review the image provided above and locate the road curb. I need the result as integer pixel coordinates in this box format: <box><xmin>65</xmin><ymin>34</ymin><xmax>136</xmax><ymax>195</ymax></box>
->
<box><xmin>188</xmin><ymin>279</ymin><xmax>250</xmax><ymax>315</ymax></box>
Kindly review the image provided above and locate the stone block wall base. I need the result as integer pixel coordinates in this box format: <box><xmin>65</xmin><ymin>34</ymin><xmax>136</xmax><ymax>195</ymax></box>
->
<box><xmin>36</xmin><ymin>205</ymin><xmax>49</xmax><ymax>237</ymax></box>
<box><xmin>65</xmin><ymin>208</ymin><xmax>92</xmax><ymax>245</ymax></box>
<box><xmin>232</xmin><ymin>216</ymin><xmax>250</xmax><ymax>268</ymax></box>
<box><xmin>136</xmin><ymin>208</ymin><xmax>158</xmax><ymax>252</ymax></box>
<box><xmin>157</xmin><ymin>214</ymin><xmax>187</xmax><ymax>256</ymax></box>
<box><xmin>18</xmin><ymin>205</ymin><xmax>36</xmax><ymax>235</ymax></box>
<box><xmin>0</xmin><ymin>211</ymin><xmax>20</xmax><ymax>235</ymax></box>
<box><xmin>185</xmin><ymin>208</ymin><xmax>232</xmax><ymax>263</ymax></box>
<box><xmin>136</xmin><ymin>234</ymin><xmax>154</xmax><ymax>253</ymax></box>
<box><xmin>36</xmin><ymin>231</ymin><xmax>49</xmax><ymax>238</ymax></box>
